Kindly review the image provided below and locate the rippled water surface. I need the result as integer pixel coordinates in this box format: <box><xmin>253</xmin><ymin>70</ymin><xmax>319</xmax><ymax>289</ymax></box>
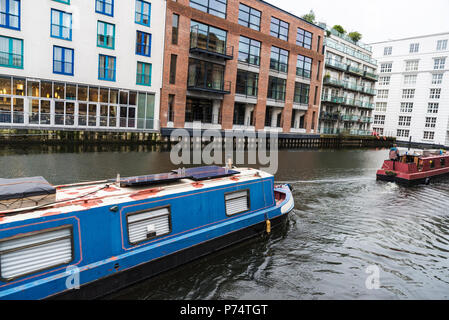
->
<box><xmin>1</xmin><ymin>146</ymin><xmax>448</xmax><ymax>299</ymax></box>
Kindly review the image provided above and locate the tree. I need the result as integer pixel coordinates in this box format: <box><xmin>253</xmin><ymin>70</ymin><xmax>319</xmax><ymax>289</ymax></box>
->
<box><xmin>348</xmin><ymin>31</ymin><xmax>362</xmax><ymax>42</ymax></box>
<box><xmin>332</xmin><ymin>25</ymin><xmax>346</xmax><ymax>34</ymax></box>
<box><xmin>302</xmin><ymin>10</ymin><xmax>316</xmax><ymax>24</ymax></box>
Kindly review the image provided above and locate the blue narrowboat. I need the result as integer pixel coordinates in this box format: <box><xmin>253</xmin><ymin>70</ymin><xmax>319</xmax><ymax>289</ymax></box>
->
<box><xmin>0</xmin><ymin>166</ymin><xmax>294</xmax><ymax>300</ymax></box>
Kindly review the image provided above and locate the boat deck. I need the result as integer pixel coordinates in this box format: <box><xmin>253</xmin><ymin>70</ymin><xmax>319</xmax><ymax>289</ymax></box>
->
<box><xmin>0</xmin><ymin>168</ymin><xmax>272</xmax><ymax>225</ymax></box>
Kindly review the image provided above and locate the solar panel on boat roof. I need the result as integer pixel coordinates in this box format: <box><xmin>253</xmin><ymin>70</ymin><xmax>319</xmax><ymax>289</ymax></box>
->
<box><xmin>180</xmin><ymin>166</ymin><xmax>240</xmax><ymax>181</ymax></box>
<box><xmin>118</xmin><ymin>172</ymin><xmax>189</xmax><ymax>187</ymax></box>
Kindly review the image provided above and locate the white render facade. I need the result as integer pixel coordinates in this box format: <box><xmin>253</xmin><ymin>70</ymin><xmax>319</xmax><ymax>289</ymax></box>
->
<box><xmin>0</xmin><ymin>0</ymin><xmax>165</xmax><ymax>132</ymax></box>
<box><xmin>319</xmin><ymin>27</ymin><xmax>378</xmax><ymax>136</ymax></box>
<box><xmin>371</xmin><ymin>32</ymin><xmax>449</xmax><ymax>146</ymax></box>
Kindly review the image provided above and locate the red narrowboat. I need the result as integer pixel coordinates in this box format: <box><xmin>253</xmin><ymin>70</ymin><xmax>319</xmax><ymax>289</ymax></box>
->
<box><xmin>377</xmin><ymin>149</ymin><xmax>449</xmax><ymax>185</ymax></box>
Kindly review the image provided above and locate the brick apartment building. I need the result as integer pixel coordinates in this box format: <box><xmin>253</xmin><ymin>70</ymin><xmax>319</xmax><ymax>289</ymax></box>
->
<box><xmin>159</xmin><ymin>0</ymin><xmax>325</xmax><ymax>135</ymax></box>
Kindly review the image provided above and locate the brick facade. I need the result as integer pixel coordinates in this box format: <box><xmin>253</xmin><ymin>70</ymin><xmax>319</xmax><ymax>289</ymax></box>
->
<box><xmin>160</xmin><ymin>0</ymin><xmax>325</xmax><ymax>133</ymax></box>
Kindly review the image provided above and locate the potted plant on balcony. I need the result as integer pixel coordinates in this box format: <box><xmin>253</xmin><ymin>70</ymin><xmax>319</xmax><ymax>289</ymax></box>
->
<box><xmin>324</xmin><ymin>73</ymin><xmax>331</xmax><ymax>81</ymax></box>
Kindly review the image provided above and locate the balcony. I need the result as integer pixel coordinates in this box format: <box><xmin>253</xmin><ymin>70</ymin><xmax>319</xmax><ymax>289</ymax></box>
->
<box><xmin>187</xmin><ymin>79</ymin><xmax>232</xmax><ymax>95</ymax></box>
<box><xmin>361</xmin><ymin>102</ymin><xmax>375</xmax><ymax>109</ymax></box>
<box><xmin>362</xmin><ymin>87</ymin><xmax>377</xmax><ymax>96</ymax></box>
<box><xmin>363</xmin><ymin>71</ymin><xmax>378</xmax><ymax>81</ymax></box>
<box><xmin>190</xmin><ymin>26</ymin><xmax>234</xmax><ymax>60</ymax></box>
<box><xmin>325</xmin><ymin>38</ymin><xmax>377</xmax><ymax>66</ymax></box>
<box><xmin>323</xmin><ymin>77</ymin><xmax>346</xmax><ymax>88</ymax></box>
<box><xmin>322</xmin><ymin>94</ymin><xmax>344</xmax><ymax>104</ymax></box>
<box><xmin>346</xmin><ymin>65</ymin><xmax>365</xmax><ymax>77</ymax></box>
<box><xmin>361</xmin><ymin>116</ymin><xmax>373</xmax><ymax>123</ymax></box>
<box><xmin>342</xmin><ymin>114</ymin><xmax>360</xmax><ymax>122</ymax></box>
<box><xmin>325</xmin><ymin>58</ymin><xmax>347</xmax><ymax>72</ymax></box>
<box><xmin>320</xmin><ymin>112</ymin><xmax>340</xmax><ymax>121</ymax></box>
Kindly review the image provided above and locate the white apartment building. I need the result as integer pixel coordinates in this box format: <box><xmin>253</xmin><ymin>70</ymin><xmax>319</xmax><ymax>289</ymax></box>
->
<box><xmin>371</xmin><ymin>32</ymin><xmax>449</xmax><ymax>147</ymax></box>
<box><xmin>0</xmin><ymin>0</ymin><xmax>165</xmax><ymax>132</ymax></box>
<box><xmin>319</xmin><ymin>26</ymin><xmax>378</xmax><ymax>135</ymax></box>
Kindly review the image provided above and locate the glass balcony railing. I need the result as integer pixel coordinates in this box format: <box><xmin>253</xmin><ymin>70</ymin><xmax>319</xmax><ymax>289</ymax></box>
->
<box><xmin>325</xmin><ymin>38</ymin><xmax>377</xmax><ymax>66</ymax></box>
<box><xmin>321</xmin><ymin>94</ymin><xmax>344</xmax><ymax>104</ymax></box>
<box><xmin>325</xmin><ymin>58</ymin><xmax>347</xmax><ymax>71</ymax></box>
<box><xmin>329</xmin><ymin>28</ymin><xmax>373</xmax><ymax>52</ymax></box>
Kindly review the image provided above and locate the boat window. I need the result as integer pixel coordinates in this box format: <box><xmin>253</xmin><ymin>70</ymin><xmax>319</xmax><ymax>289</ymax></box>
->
<box><xmin>430</xmin><ymin>160</ymin><xmax>435</xmax><ymax>169</ymax></box>
<box><xmin>441</xmin><ymin>158</ymin><xmax>446</xmax><ymax>167</ymax></box>
<box><xmin>225</xmin><ymin>190</ymin><xmax>250</xmax><ymax>216</ymax></box>
<box><xmin>0</xmin><ymin>226</ymin><xmax>73</xmax><ymax>282</ymax></box>
<box><xmin>126</xmin><ymin>206</ymin><xmax>171</xmax><ymax>245</ymax></box>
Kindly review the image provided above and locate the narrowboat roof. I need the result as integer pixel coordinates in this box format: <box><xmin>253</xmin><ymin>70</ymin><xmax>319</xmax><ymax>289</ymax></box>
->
<box><xmin>0</xmin><ymin>167</ymin><xmax>272</xmax><ymax>225</ymax></box>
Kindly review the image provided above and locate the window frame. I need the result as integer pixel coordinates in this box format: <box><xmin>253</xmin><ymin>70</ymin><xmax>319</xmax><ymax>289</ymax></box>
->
<box><xmin>0</xmin><ymin>0</ymin><xmax>20</xmax><ymax>30</ymax></box>
<box><xmin>296</xmin><ymin>54</ymin><xmax>312</xmax><ymax>79</ymax></box>
<box><xmin>270</xmin><ymin>46</ymin><xmax>289</xmax><ymax>73</ymax></box>
<box><xmin>135</xmin><ymin>0</ymin><xmax>151</xmax><ymax>27</ymax></box>
<box><xmin>98</xmin><ymin>54</ymin><xmax>116</xmax><ymax>82</ymax></box>
<box><xmin>50</xmin><ymin>8</ymin><xmax>72</xmax><ymax>41</ymax></box>
<box><xmin>53</xmin><ymin>45</ymin><xmax>74</xmax><ymax>76</ymax></box>
<box><xmin>95</xmin><ymin>0</ymin><xmax>114</xmax><ymax>17</ymax></box>
<box><xmin>0</xmin><ymin>35</ymin><xmax>23</xmax><ymax>69</ymax></box>
<box><xmin>189</xmin><ymin>0</ymin><xmax>227</xmax><ymax>19</ymax></box>
<box><xmin>136</xmin><ymin>30</ymin><xmax>152</xmax><ymax>57</ymax></box>
<box><xmin>97</xmin><ymin>20</ymin><xmax>115</xmax><ymax>50</ymax></box>
<box><xmin>238</xmin><ymin>3</ymin><xmax>261</xmax><ymax>31</ymax></box>
<box><xmin>238</xmin><ymin>36</ymin><xmax>261</xmax><ymax>67</ymax></box>
<box><xmin>296</xmin><ymin>28</ymin><xmax>313</xmax><ymax>50</ymax></box>
<box><xmin>223</xmin><ymin>189</ymin><xmax>250</xmax><ymax>217</ymax></box>
<box><xmin>270</xmin><ymin>17</ymin><xmax>289</xmax><ymax>41</ymax></box>
<box><xmin>136</xmin><ymin>61</ymin><xmax>152</xmax><ymax>86</ymax></box>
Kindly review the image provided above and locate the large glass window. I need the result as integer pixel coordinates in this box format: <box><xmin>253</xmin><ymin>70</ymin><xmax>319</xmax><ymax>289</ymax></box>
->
<box><xmin>297</xmin><ymin>28</ymin><xmax>312</xmax><ymax>50</ymax></box>
<box><xmin>172</xmin><ymin>14</ymin><xmax>179</xmax><ymax>45</ymax></box>
<box><xmin>97</xmin><ymin>21</ymin><xmax>115</xmax><ymax>49</ymax></box>
<box><xmin>236</xmin><ymin>70</ymin><xmax>258</xmax><ymax>97</ymax></box>
<box><xmin>188</xmin><ymin>58</ymin><xmax>225</xmax><ymax>92</ymax></box>
<box><xmin>294</xmin><ymin>82</ymin><xmax>310</xmax><ymax>105</ymax></box>
<box><xmin>270</xmin><ymin>46</ymin><xmax>289</xmax><ymax>73</ymax></box>
<box><xmin>135</xmin><ymin>0</ymin><xmax>151</xmax><ymax>26</ymax></box>
<box><xmin>53</xmin><ymin>46</ymin><xmax>74</xmax><ymax>76</ymax></box>
<box><xmin>0</xmin><ymin>35</ymin><xmax>23</xmax><ymax>68</ymax></box>
<box><xmin>270</xmin><ymin>17</ymin><xmax>289</xmax><ymax>41</ymax></box>
<box><xmin>185</xmin><ymin>97</ymin><xmax>215</xmax><ymax>123</ymax></box>
<box><xmin>99</xmin><ymin>54</ymin><xmax>116</xmax><ymax>81</ymax></box>
<box><xmin>51</xmin><ymin>9</ymin><xmax>72</xmax><ymax>40</ymax></box>
<box><xmin>296</xmin><ymin>54</ymin><xmax>312</xmax><ymax>78</ymax></box>
<box><xmin>136</xmin><ymin>31</ymin><xmax>151</xmax><ymax>57</ymax></box>
<box><xmin>190</xmin><ymin>20</ymin><xmax>227</xmax><ymax>55</ymax></box>
<box><xmin>137</xmin><ymin>62</ymin><xmax>151</xmax><ymax>86</ymax></box>
<box><xmin>267</xmin><ymin>76</ymin><xmax>286</xmax><ymax>101</ymax></box>
<box><xmin>238</xmin><ymin>36</ymin><xmax>260</xmax><ymax>66</ymax></box>
<box><xmin>190</xmin><ymin>0</ymin><xmax>227</xmax><ymax>19</ymax></box>
<box><xmin>238</xmin><ymin>3</ymin><xmax>260</xmax><ymax>31</ymax></box>
<box><xmin>0</xmin><ymin>0</ymin><xmax>20</xmax><ymax>30</ymax></box>
<box><xmin>96</xmin><ymin>0</ymin><xmax>114</xmax><ymax>17</ymax></box>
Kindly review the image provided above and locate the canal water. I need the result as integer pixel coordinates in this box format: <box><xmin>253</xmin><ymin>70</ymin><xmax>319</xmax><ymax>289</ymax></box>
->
<box><xmin>0</xmin><ymin>145</ymin><xmax>448</xmax><ymax>299</ymax></box>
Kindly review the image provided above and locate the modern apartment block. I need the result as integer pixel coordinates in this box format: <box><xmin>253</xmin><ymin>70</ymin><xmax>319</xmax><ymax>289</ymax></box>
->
<box><xmin>371</xmin><ymin>33</ymin><xmax>449</xmax><ymax>147</ymax></box>
<box><xmin>0</xmin><ymin>0</ymin><xmax>164</xmax><ymax>132</ymax></box>
<box><xmin>160</xmin><ymin>0</ymin><xmax>325</xmax><ymax>135</ymax></box>
<box><xmin>318</xmin><ymin>25</ymin><xmax>378</xmax><ymax>136</ymax></box>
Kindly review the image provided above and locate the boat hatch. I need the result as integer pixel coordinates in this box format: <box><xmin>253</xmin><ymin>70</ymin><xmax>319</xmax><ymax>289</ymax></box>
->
<box><xmin>118</xmin><ymin>166</ymin><xmax>240</xmax><ymax>187</ymax></box>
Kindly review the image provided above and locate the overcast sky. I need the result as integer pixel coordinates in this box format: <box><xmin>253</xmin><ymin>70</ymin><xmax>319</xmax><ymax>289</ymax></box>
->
<box><xmin>264</xmin><ymin>0</ymin><xmax>449</xmax><ymax>44</ymax></box>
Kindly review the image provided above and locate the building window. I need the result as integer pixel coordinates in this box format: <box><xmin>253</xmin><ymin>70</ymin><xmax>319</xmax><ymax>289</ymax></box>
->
<box><xmin>270</xmin><ymin>46</ymin><xmax>289</xmax><ymax>73</ymax></box>
<box><xmin>433</xmin><ymin>57</ymin><xmax>446</xmax><ymax>70</ymax></box>
<box><xmin>54</xmin><ymin>0</ymin><xmax>70</xmax><ymax>3</ymax></box>
<box><xmin>169</xmin><ymin>54</ymin><xmax>177</xmax><ymax>84</ymax></box>
<box><xmin>0</xmin><ymin>226</ymin><xmax>73</xmax><ymax>281</ymax></box>
<box><xmin>437</xmin><ymin>39</ymin><xmax>448</xmax><ymax>51</ymax></box>
<box><xmin>429</xmin><ymin>88</ymin><xmax>441</xmax><ymax>99</ymax></box>
<box><xmin>296</xmin><ymin>54</ymin><xmax>312</xmax><ymax>79</ymax></box>
<box><xmin>397</xmin><ymin>129</ymin><xmax>409</xmax><ymax>138</ymax></box>
<box><xmin>136</xmin><ymin>62</ymin><xmax>151</xmax><ymax>86</ymax></box>
<box><xmin>267</xmin><ymin>76</ymin><xmax>286</xmax><ymax>101</ymax></box>
<box><xmin>377</xmin><ymin>89</ymin><xmax>389</xmax><ymax>99</ymax></box>
<box><xmin>0</xmin><ymin>36</ymin><xmax>23</xmax><ymax>68</ymax></box>
<box><xmin>238</xmin><ymin>36</ymin><xmax>261</xmax><ymax>66</ymax></box>
<box><xmin>53</xmin><ymin>46</ymin><xmax>74</xmax><ymax>75</ymax></box>
<box><xmin>432</xmin><ymin>73</ymin><xmax>443</xmax><ymax>85</ymax></box>
<box><xmin>270</xmin><ymin>17</ymin><xmax>289</xmax><ymax>41</ymax></box>
<box><xmin>238</xmin><ymin>3</ymin><xmax>261</xmax><ymax>31</ymax></box>
<box><xmin>402</xmin><ymin>89</ymin><xmax>415</xmax><ymax>99</ymax></box>
<box><xmin>373</xmin><ymin>128</ymin><xmax>384</xmax><ymax>135</ymax></box>
<box><xmin>409</xmin><ymin>43</ymin><xmax>419</xmax><ymax>53</ymax></box>
<box><xmin>374</xmin><ymin>115</ymin><xmax>385</xmax><ymax>125</ymax></box>
<box><xmin>427</xmin><ymin>102</ymin><xmax>439</xmax><ymax>113</ymax></box>
<box><xmin>236</xmin><ymin>70</ymin><xmax>258</xmax><ymax>97</ymax></box>
<box><xmin>375</xmin><ymin>102</ymin><xmax>387</xmax><ymax>112</ymax></box>
<box><xmin>190</xmin><ymin>21</ymin><xmax>227</xmax><ymax>56</ymax></box>
<box><xmin>380</xmin><ymin>63</ymin><xmax>392</xmax><ymax>73</ymax></box>
<box><xmin>403</xmin><ymin>74</ymin><xmax>417</xmax><ymax>85</ymax></box>
<box><xmin>405</xmin><ymin>60</ymin><xmax>419</xmax><ymax>71</ymax></box>
<box><xmin>398</xmin><ymin>116</ymin><xmax>411</xmax><ymax>127</ymax></box>
<box><xmin>296</xmin><ymin>27</ymin><xmax>312</xmax><ymax>49</ymax></box>
<box><xmin>187</xmin><ymin>58</ymin><xmax>226</xmax><ymax>92</ymax></box>
<box><xmin>294</xmin><ymin>82</ymin><xmax>309</xmax><ymax>105</ymax></box>
<box><xmin>97</xmin><ymin>21</ymin><xmax>115</xmax><ymax>49</ymax></box>
<box><xmin>0</xmin><ymin>0</ymin><xmax>20</xmax><ymax>30</ymax></box>
<box><xmin>423</xmin><ymin>131</ymin><xmax>435</xmax><ymax>140</ymax></box>
<box><xmin>189</xmin><ymin>0</ymin><xmax>227</xmax><ymax>19</ymax></box>
<box><xmin>96</xmin><ymin>0</ymin><xmax>114</xmax><ymax>16</ymax></box>
<box><xmin>425</xmin><ymin>117</ymin><xmax>437</xmax><ymax>128</ymax></box>
<box><xmin>136</xmin><ymin>31</ymin><xmax>151</xmax><ymax>57</ymax></box>
<box><xmin>135</xmin><ymin>0</ymin><xmax>151</xmax><ymax>26</ymax></box>
<box><xmin>378</xmin><ymin>76</ymin><xmax>390</xmax><ymax>85</ymax></box>
<box><xmin>400</xmin><ymin>102</ymin><xmax>413</xmax><ymax>113</ymax></box>
<box><xmin>383</xmin><ymin>46</ymin><xmax>392</xmax><ymax>56</ymax></box>
<box><xmin>99</xmin><ymin>54</ymin><xmax>116</xmax><ymax>81</ymax></box>
<box><xmin>172</xmin><ymin>14</ymin><xmax>179</xmax><ymax>45</ymax></box>
<box><xmin>51</xmin><ymin>9</ymin><xmax>72</xmax><ymax>40</ymax></box>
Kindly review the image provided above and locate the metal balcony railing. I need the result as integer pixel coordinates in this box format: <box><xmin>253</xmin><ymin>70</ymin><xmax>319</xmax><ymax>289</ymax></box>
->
<box><xmin>187</xmin><ymin>79</ymin><xmax>232</xmax><ymax>95</ymax></box>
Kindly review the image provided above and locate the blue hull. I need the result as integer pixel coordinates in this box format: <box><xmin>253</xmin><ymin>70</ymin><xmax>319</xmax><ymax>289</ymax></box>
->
<box><xmin>0</xmin><ymin>176</ymin><xmax>294</xmax><ymax>300</ymax></box>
